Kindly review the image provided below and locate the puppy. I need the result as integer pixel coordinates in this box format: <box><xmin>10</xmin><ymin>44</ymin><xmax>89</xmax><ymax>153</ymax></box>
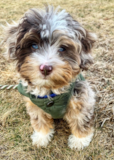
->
<box><xmin>5</xmin><ymin>6</ymin><xmax>97</xmax><ymax>150</ymax></box>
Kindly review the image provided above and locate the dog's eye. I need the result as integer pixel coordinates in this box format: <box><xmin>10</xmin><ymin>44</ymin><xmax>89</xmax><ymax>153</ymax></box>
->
<box><xmin>32</xmin><ymin>44</ymin><xmax>38</xmax><ymax>49</ymax></box>
<box><xmin>59</xmin><ymin>47</ymin><xmax>66</xmax><ymax>52</ymax></box>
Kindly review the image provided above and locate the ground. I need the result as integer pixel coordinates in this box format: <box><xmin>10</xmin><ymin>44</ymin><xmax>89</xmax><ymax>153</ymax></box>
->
<box><xmin>0</xmin><ymin>0</ymin><xmax>114</xmax><ymax>159</ymax></box>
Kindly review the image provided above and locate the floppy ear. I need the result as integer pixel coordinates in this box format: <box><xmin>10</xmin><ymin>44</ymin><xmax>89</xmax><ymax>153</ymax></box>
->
<box><xmin>80</xmin><ymin>31</ymin><xmax>97</xmax><ymax>70</ymax></box>
<box><xmin>5</xmin><ymin>23</ymin><xmax>18</xmax><ymax>60</ymax></box>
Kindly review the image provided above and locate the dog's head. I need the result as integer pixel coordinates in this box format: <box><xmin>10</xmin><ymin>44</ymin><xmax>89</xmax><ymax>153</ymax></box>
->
<box><xmin>5</xmin><ymin>6</ymin><xmax>96</xmax><ymax>91</ymax></box>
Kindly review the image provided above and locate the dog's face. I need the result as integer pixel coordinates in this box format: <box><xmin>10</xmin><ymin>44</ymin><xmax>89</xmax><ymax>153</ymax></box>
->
<box><xmin>5</xmin><ymin>6</ymin><xmax>96</xmax><ymax>90</ymax></box>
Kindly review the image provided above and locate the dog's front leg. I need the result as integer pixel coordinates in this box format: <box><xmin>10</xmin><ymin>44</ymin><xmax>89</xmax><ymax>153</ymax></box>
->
<box><xmin>64</xmin><ymin>98</ymin><xmax>94</xmax><ymax>150</ymax></box>
<box><xmin>24</xmin><ymin>97</ymin><xmax>54</xmax><ymax>148</ymax></box>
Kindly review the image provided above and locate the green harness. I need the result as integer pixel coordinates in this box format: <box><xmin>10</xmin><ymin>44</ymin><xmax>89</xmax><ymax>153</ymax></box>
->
<box><xmin>17</xmin><ymin>74</ymin><xmax>85</xmax><ymax>119</ymax></box>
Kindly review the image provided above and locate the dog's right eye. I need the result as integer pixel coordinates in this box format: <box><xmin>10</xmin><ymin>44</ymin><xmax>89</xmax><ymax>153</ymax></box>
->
<box><xmin>58</xmin><ymin>47</ymin><xmax>66</xmax><ymax>52</ymax></box>
<box><xmin>32</xmin><ymin>44</ymin><xmax>38</xmax><ymax>49</ymax></box>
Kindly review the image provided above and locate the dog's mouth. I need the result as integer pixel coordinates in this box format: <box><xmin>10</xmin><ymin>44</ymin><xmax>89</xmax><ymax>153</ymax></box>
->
<box><xmin>42</xmin><ymin>75</ymin><xmax>50</xmax><ymax>80</ymax></box>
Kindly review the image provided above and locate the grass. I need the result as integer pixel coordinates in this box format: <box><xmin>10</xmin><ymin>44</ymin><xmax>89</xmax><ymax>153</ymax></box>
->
<box><xmin>0</xmin><ymin>0</ymin><xmax>114</xmax><ymax>159</ymax></box>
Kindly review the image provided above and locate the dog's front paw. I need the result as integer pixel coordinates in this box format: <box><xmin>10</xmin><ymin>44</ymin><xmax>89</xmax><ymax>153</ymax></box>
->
<box><xmin>31</xmin><ymin>129</ymin><xmax>54</xmax><ymax>148</ymax></box>
<box><xmin>68</xmin><ymin>133</ymin><xmax>93</xmax><ymax>150</ymax></box>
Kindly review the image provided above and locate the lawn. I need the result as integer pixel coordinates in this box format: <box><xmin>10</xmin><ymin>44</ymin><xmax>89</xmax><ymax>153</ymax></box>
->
<box><xmin>0</xmin><ymin>0</ymin><xmax>114</xmax><ymax>159</ymax></box>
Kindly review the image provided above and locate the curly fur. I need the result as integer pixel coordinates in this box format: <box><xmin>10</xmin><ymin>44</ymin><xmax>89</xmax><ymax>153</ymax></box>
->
<box><xmin>4</xmin><ymin>6</ymin><xmax>97</xmax><ymax>149</ymax></box>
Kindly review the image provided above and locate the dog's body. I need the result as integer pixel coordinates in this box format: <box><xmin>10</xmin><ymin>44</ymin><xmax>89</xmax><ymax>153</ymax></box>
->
<box><xmin>5</xmin><ymin>6</ymin><xmax>96</xmax><ymax>150</ymax></box>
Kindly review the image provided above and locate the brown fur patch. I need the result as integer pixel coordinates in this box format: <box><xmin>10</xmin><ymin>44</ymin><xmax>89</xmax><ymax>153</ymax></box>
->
<box><xmin>80</xmin><ymin>31</ymin><xmax>97</xmax><ymax>70</ymax></box>
<box><xmin>64</xmin><ymin>98</ymin><xmax>94</xmax><ymax>138</ymax></box>
<box><xmin>24</xmin><ymin>97</ymin><xmax>53</xmax><ymax>134</ymax></box>
<box><xmin>81</xmin><ymin>30</ymin><xmax>96</xmax><ymax>53</ymax></box>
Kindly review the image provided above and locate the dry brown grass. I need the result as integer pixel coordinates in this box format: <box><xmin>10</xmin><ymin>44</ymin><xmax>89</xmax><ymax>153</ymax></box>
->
<box><xmin>0</xmin><ymin>0</ymin><xmax>114</xmax><ymax>159</ymax></box>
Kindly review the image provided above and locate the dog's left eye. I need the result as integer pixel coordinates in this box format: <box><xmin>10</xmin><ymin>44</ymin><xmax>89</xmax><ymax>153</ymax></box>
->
<box><xmin>32</xmin><ymin>44</ymin><xmax>38</xmax><ymax>49</ymax></box>
<box><xmin>58</xmin><ymin>47</ymin><xmax>66</xmax><ymax>52</ymax></box>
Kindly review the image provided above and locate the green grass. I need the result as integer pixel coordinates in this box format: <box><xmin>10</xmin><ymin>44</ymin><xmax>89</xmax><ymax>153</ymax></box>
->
<box><xmin>0</xmin><ymin>0</ymin><xmax>114</xmax><ymax>159</ymax></box>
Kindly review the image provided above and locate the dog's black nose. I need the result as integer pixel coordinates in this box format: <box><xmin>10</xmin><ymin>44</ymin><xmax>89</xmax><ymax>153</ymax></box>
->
<box><xmin>40</xmin><ymin>65</ymin><xmax>53</xmax><ymax>76</ymax></box>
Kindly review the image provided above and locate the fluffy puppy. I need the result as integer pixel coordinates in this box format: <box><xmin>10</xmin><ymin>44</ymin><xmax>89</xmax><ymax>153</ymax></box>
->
<box><xmin>5</xmin><ymin>6</ymin><xmax>97</xmax><ymax>150</ymax></box>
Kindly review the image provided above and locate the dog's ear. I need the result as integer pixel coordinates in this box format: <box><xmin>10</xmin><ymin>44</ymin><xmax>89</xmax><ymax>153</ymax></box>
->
<box><xmin>5</xmin><ymin>24</ymin><xmax>19</xmax><ymax>60</ymax></box>
<box><xmin>80</xmin><ymin>30</ymin><xmax>97</xmax><ymax>70</ymax></box>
